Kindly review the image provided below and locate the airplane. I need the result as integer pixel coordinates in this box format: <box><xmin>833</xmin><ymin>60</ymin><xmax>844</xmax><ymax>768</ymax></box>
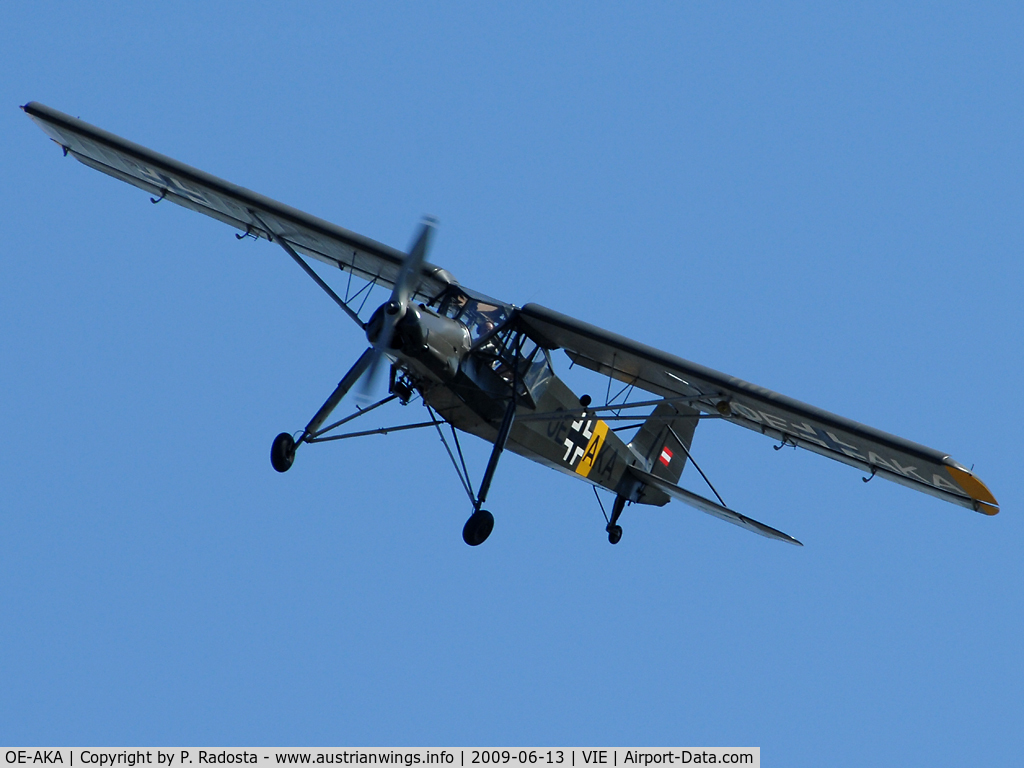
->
<box><xmin>22</xmin><ymin>101</ymin><xmax>1000</xmax><ymax>547</ymax></box>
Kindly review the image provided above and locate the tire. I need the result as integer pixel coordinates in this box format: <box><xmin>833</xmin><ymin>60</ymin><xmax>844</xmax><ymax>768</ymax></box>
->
<box><xmin>463</xmin><ymin>509</ymin><xmax>495</xmax><ymax>546</ymax></box>
<box><xmin>271</xmin><ymin>432</ymin><xmax>296</xmax><ymax>473</ymax></box>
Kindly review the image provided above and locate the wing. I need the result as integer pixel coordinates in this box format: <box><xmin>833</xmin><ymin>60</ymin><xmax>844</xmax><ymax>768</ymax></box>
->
<box><xmin>22</xmin><ymin>102</ymin><xmax>454</xmax><ymax>303</ymax></box>
<box><xmin>519</xmin><ymin>303</ymin><xmax>999</xmax><ymax>515</ymax></box>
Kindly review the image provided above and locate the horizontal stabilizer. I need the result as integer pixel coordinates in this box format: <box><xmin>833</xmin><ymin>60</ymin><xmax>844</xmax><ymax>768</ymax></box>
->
<box><xmin>629</xmin><ymin>467</ymin><xmax>802</xmax><ymax>546</ymax></box>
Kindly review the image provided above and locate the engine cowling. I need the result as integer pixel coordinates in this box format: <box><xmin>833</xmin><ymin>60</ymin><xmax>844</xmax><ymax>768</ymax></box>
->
<box><xmin>366</xmin><ymin>301</ymin><xmax>471</xmax><ymax>379</ymax></box>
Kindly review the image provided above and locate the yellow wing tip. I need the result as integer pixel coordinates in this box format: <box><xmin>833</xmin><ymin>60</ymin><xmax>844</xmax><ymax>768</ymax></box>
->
<box><xmin>945</xmin><ymin>466</ymin><xmax>999</xmax><ymax>514</ymax></box>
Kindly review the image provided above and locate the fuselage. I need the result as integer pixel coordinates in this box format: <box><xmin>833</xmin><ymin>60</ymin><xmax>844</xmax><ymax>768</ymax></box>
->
<box><xmin>373</xmin><ymin>285</ymin><xmax>660</xmax><ymax>505</ymax></box>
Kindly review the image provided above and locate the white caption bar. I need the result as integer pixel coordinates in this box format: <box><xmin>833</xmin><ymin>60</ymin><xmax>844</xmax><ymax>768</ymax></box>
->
<box><xmin>3</xmin><ymin>749</ymin><xmax>758</xmax><ymax>768</ymax></box>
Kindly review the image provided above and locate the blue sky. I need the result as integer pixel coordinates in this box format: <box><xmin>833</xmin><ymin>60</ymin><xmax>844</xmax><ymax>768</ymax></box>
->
<box><xmin>2</xmin><ymin>3</ymin><xmax>1022</xmax><ymax>763</ymax></box>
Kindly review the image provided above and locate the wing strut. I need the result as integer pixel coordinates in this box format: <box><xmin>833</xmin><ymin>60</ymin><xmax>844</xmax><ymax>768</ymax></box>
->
<box><xmin>249</xmin><ymin>210</ymin><xmax>366</xmax><ymax>329</ymax></box>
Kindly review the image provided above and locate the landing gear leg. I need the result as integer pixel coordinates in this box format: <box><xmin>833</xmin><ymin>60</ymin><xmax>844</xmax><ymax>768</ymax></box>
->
<box><xmin>606</xmin><ymin>495</ymin><xmax>627</xmax><ymax>544</ymax></box>
<box><xmin>461</xmin><ymin>396</ymin><xmax>517</xmax><ymax>546</ymax></box>
<box><xmin>270</xmin><ymin>348</ymin><xmax>374</xmax><ymax>472</ymax></box>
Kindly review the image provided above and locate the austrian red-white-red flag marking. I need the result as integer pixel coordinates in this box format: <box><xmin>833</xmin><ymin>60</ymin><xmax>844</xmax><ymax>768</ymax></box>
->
<box><xmin>659</xmin><ymin>447</ymin><xmax>673</xmax><ymax>466</ymax></box>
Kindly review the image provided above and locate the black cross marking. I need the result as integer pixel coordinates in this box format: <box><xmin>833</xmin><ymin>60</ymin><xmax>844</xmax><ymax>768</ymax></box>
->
<box><xmin>562</xmin><ymin>413</ymin><xmax>593</xmax><ymax>465</ymax></box>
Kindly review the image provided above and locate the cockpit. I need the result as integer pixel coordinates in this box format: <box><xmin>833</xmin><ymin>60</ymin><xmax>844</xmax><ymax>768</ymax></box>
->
<box><xmin>436</xmin><ymin>291</ymin><xmax>508</xmax><ymax>342</ymax></box>
<box><xmin>429</xmin><ymin>286</ymin><xmax>552</xmax><ymax>403</ymax></box>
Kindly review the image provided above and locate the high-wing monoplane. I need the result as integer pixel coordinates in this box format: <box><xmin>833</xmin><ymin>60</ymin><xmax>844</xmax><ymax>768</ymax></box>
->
<box><xmin>23</xmin><ymin>102</ymin><xmax>999</xmax><ymax>547</ymax></box>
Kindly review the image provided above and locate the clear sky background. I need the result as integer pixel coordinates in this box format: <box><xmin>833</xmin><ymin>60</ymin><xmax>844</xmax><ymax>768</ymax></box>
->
<box><xmin>2</xmin><ymin>3</ymin><xmax>1021</xmax><ymax>763</ymax></box>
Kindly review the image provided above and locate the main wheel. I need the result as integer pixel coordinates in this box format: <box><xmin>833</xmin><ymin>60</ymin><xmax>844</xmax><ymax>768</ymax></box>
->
<box><xmin>270</xmin><ymin>432</ymin><xmax>296</xmax><ymax>473</ymax></box>
<box><xmin>607</xmin><ymin>524</ymin><xmax>623</xmax><ymax>545</ymax></box>
<box><xmin>462</xmin><ymin>509</ymin><xmax>495</xmax><ymax>546</ymax></box>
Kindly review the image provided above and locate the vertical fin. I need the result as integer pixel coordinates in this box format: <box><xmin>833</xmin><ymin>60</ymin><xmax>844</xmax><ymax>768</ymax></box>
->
<box><xmin>629</xmin><ymin>402</ymin><xmax>699</xmax><ymax>485</ymax></box>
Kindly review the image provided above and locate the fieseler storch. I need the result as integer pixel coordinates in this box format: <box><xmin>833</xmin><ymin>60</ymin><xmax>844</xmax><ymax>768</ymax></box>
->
<box><xmin>23</xmin><ymin>102</ymin><xmax>999</xmax><ymax>547</ymax></box>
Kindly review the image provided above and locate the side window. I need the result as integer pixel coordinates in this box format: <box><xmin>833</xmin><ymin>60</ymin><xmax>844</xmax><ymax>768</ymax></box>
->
<box><xmin>462</xmin><ymin>301</ymin><xmax>509</xmax><ymax>342</ymax></box>
<box><xmin>441</xmin><ymin>292</ymin><xmax>469</xmax><ymax>321</ymax></box>
<box><xmin>523</xmin><ymin>346</ymin><xmax>553</xmax><ymax>393</ymax></box>
<box><xmin>519</xmin><ymin>337</ymin><xmax>538</xmax><ymax>361</ymax></box>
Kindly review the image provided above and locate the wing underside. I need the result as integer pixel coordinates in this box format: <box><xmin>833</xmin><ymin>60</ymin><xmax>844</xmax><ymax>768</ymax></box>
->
<box><xmin>519</xmin><ymin>303</ymin><xmax>998</xmax><ymax>515</ymax></box>
<box><xmin>23</xmin><ymin>102</ymin><xmax>453</xmax><ymax>304</ymax></box>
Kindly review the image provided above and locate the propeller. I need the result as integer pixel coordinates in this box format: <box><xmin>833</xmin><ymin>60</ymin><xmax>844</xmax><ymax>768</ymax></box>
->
<box><xmin>359</xmin><ymin>217</ymin><xmax>437</xmax><ymax>396</ymax></box>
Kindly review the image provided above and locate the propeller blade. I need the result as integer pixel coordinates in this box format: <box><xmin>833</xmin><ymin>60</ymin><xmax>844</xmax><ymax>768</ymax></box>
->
<box><xmin>390</xmin><ymin>216</ymin><xmax>436</xmax><ymax>309</ymax></box>
<box><xmin>359</xmin><ymin>345</ymin><xmax>389</xmax><ymax>399</ymax></box>
<box><xmin>358</xmin><ymin>217</ymin><xmax>437</xmax><ymax>399</ymax></box>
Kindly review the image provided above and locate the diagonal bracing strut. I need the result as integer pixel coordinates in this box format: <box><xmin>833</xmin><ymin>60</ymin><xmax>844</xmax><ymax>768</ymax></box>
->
<box><xmin>248</xmin><ymin>210</ymin><xmax>367</xmax><ymax>329</ymax></box>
